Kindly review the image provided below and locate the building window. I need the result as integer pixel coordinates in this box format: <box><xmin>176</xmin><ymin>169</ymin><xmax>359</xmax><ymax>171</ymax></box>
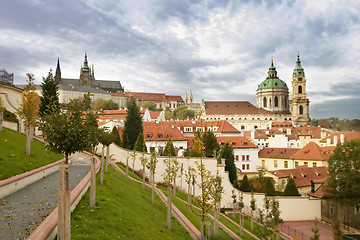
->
<box><xmin>274</xmin><ymin>160</ymin><xmax>278</xmax><ymax>168</ymax></box>
<box><xmin>242</xmin><ymin>164</ymin><xmax>246</xmax><ymax>170</ymax></box>
<box><xmin>236</xmin><ymin>155</ymin><xmax>239</xmax><ymax>161</ymax></box>
<box><xmin>150</xmin><ymin>147</ymin><xmax>155</xmax><ymax>153</ymax></box>
<box><xmin>330</xmin><ymin>204</ymin><xmax>336</xmax><ymax>216</ymax></box>
<box><xmin>246</xmin><ymin>155</ymin><xmax>250</xmax><ymax>161</ymax></box>
<box><xmin>284</xmin><ymin>161</ymin><xmax>288</xmax><ymax>168</ymax></box>
<box><xmin>242</xmin><ymin>155</ymin><xmax>245</xmax><ymax>161</ymax></box>
<box><xmin>299</xmin><ymin>105</ymin><xmax>304</xmax><ymax>115</ymax></box>
<box><xmin>304</xmin><ymin>162</ymin><xmax>308</xmax><ymax>166</ymax></box>
<box><xmin>313</xmin><ymin>162</ymin><xmax>317</xmax><ymax>167</ymax></box>
<box><xmin>184</xmin><ymin>127</ymin><xmax>192</xmax><ymax>132</ymax></box>
<box><xmin>263</xmin><ymin>97</ymin><xmax>267</xmax><ymax>108</ymax></box>
<box><xmin>298</xmin><ymin>85</ymin><xmax>302</xmax><ymax>94</ymax></box>
<box><xmin>295</xmin><ymin>161</ymin><xmax>299</xmax><ymax>167</ymax></box>
<box><xmin>246</xmin><ymin>164</ymin><xmax>250</xmax><ymax>170</ymax></box>
<box><xmin>275</xmin><ymin>96</ymin><xmax>278</xmax><ymax>107</ymax></box>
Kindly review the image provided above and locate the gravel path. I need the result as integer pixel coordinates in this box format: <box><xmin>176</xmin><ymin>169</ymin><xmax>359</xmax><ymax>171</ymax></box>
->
<box><xmin>0</xmin><ymin>152</ymin><xmax>91</xmax><ymax>240</ymax></box>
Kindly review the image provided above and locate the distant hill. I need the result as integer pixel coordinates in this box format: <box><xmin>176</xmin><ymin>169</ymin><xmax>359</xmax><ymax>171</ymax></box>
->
<box><xmin>310</xmin><ymin>118</ymin><xmax>360</xmax><ymax>132</ymax></box>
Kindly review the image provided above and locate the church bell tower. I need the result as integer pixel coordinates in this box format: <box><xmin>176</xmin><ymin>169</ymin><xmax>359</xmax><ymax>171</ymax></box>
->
<box><xmin>290</xmin><ymin>53</ymin><xmax>310</xmax><ymax>127</ymax></box>
<box><xmin>79</xmin><ymin>52</ymin><xmax>93</xmax><ymax>87</ymax></box>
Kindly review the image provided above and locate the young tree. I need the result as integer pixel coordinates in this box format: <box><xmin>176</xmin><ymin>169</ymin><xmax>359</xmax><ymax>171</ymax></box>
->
<box><xmin>162</xmin><ymin>156</ymin><xmax>177</xmax><ymax>230</ymax></box>
<box><xmin>98</xmin><ymin>127</ymin><xmax>115</xmax><ymax>180</ymax></box>
<box><xmin>172</xmin><ymin>158</ymin><xmax>180</xmax><ymax>196</ymax></box>
<box><xmin>240</xmin><ymin>174</ymin><xmax>252</xmax><ymax>192</ymax></box>
<box><xmin>311</xmin><ymin>219</ymin><xmax>320</xmax><ymax>240</ymax></box>
<box><xmin>185</xmin><ymin>166</ymin><xmax>195</xmax><ymax>210</ymax></box>
<box><xmin>219</xmin><ymin>142</ymin><xmax>237</xmax><ymax>186</ymax></box>
<box><xmin>0</xmin><ymin>97</ymin><xmax>4</xmax><ymax>132</ymax></box>
<box><xmin>112</xmin><ymin>126</ymin><xmax>121</xmax><ymax>147</ymax></box>
<box><xmin>123</xmin><ymin>151</ymin><xmax>130</xmax><ymax>176</ymax></box>
<box><xmin>190</xmin><ymin>134</ymin><xmax>204</xmax><ymax>157</ymax></box>
<box><xmin>262</xmin><ymin>178</ymin><xmax>276</xmax><ymax>196</ymax></box>
<box><xmin>283</xmin><ymin>178</ymin><xmax>300</xmax><ymax>196</ymax></box>
<box><xmin>211</xmin><ymin>172</ymin><xmax>223</xmax><ymax>237</ymax></box>
<box><xmin>250</xmin><ymin>192</ymin><xmax>257</xmax><ymax>230</ymax></box>
<box><xmin>122</xmin><ymin>97</ymin><xmax>143</xmax><ymax>150</ymax></box>
<box><xmin>193</xmin><ymin>158</ymin><xmax>215</xmax><ymax>240</ymax></box>
<box><xmin>131</xmin><ymin>150</ymin><xmax>137</xmax><ymax>171</ymax></box>
<box><xmin>163</xmin><ymin>137</ymin><xmax>176</xmax><ymax>156</ymax></box>
<box><xmin>257</xmin><ymin>196</ymin><xmax>282</xmax><ymax>240</ymax></box>
<box><xmin>134</xmin><ymin>132</ymin><xmax>147</xmax><ymax>152</ymax></box>
<box><xmin>100</xmin><ymin>99</ymin><xmax>118</xmax><ymax>110</ymax></box>
<box><xmin>84</xmin><ymin>111</ymin><xmax>100</xmax><ymax>207</ymax></box>
<box><xmin>17</xmin><ymin>73</ymin><xmax>40</xmax><ymax>155</ymax></box>
<box><xmin>231</xmin><ymin>189</ymin><xmax>237</xmax><ymax>218</ymax></box>
<box><xmin>142</xmin><ymin>101</ymin><xmax>156</xmax><ymax>111</ymax></box>
<box><xmin>140</xmin><ymin>152</ymin><xmax>148</xmax><ymax>190</ymax></box>
<box><xmin>146</xmin><ymin>153</ymin><xmax>158</xmax><ymax>205</ymax></box>
<box><xmin>39</xmin><ymin>97</ymin><xmax>90</xmax><ymax>240</ymax></box>
<box><xmin>201</xmin><ymin>130</ymin><xmax>220</xmax><ymax>157</ymax></box>
<box><xmin>39</xmin><ymin>70</ymin><xmax>59</xmax><ymax>117</ymax></box>
<box><xmin>238</xmin><ymin>192</ymin><xmax>245</xmax><ymax>236</ymax></box>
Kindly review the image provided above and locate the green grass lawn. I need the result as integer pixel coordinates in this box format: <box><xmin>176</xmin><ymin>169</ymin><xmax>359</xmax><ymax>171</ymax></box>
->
<box><xmin>0</xmin><ymin>127</ymin><xmax>63</xmax><ymax>180</ymax></box>
<box><xmin>71</xmin><ymin>166</ymin><xmax>191</xmax><ymax>240</ymax></box>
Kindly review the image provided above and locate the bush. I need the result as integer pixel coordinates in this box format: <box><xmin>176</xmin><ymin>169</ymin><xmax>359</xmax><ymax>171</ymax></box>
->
<box><xmin>239</xmin><ymin>175</ymin><xmax>252</xmax><ymax>192</ymax></box>
<box><xmin>4</xmin><ymin>109</ymin><xmax>17</xmax><ymax>122</ymax></box>
<box><xmin>262</xmin><ymin>178</ymin><xmax>276</xmax><ymax>196</ymax></box>
<box><xmin>283</xmin><ymin>178</ymin><xmax>300</xmax><ymax>196</ymax></box>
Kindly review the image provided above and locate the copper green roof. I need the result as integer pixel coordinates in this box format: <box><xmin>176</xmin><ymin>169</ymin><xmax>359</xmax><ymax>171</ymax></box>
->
<box><xmin>258</xmin><ymin>77</ymin><xmax>288</xmax><ymax>90</ymax></box>
<box><xmin>81</xmin><ymin>52</ymin><xmax>90</xmax><ymax>72</ymax></box>
<box><xmin>293</xmin><ymin>53</ymin><xmax>304</xmax><ymax>76</ymax></box>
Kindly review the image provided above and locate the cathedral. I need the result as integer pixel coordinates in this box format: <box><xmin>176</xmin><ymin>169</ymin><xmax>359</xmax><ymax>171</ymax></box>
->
<box><xmin>55</xmin><ymin>53</ymin><xmax>124</xmax><ymax>93</ymax></box>
<box><xmin>203</xmin><ymin>54</ymin><xmax>310</xmax><ymax>129</ymax></box>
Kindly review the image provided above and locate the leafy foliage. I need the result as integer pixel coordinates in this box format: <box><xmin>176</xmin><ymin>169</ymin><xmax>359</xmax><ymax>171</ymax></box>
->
<box><xmin>326</xmin><ymin>139</ymin><xmax>360</xmax><ymax>207</ymax></box>
<box><xmin>163</xmin><ymin>137</ymin><xmax>176</xmax><ymax>156</ymax></box>
<box><xmin>39</xmin><ymin>70</ymin><xmax>60</xmax><ymax>117</ymax></box>
<box><xmin>98</xmin><ymin>127</ymin><xmax>116</xmax><ymax>147</ymax></box>
<box><xmin>122</xmin><ymin>97</ymin><xmax>143</xmax><ymax>150</ymax></box>
<box><xmin>239</xmin><ymin>175</ymin><xmax>252</xmax><ymax>192</ymax></box>
<box><xmin>174</xmin><ymin>105</ymin><xmax>195</xmax><ymax>120</ymax></box>
<box><xmin>262</xmin><ymin>178</ymin><xmax>276</xmax><ymax>196</ymax></box>
<box><xmin>257</xmin><ymin>196</ymin><xmax>283</xmax><ymax>239</ymax></box>
<box><xmin>283</xmin><ymin>178</ymin><xmax>300</xmax><ymax>196</ymax></box>
<box><xmin>142</xmin><ymin>101</ymin><xmax>157</xmax><ymax>111</ymax></box>
<box><xmin>311</xmin><ymin>219</ymin><xmax>320</xmax><ymax>240</ymax></box>
<box><xmin>134</xmin><ymin>132</ymin><xmax>147</xmax><ymax>152</ymax></box>
<box><xmin>310</xmin><ymin>117</ymin><xmax>360</xmax><ymax>131</ymax></box>
<box><xmin>218</xmin><ymin>142</ymin><xmax>237</xmax><ymax>186</ymax></box>
<box><xmin>100</xmin><ymin>99</ymin><xmax>118</xmax><ymax>110</ymax></box>
<box><xmin>190</xmin><ymin>134</ymin><xmax>204</xmax><ymax>157</ymax></box>
<box><xmin>84</xmin><ymin>111</ymin><xmax>100</xmax><ymax>153</ymax></box>
<box><xmin>3</xmin><ymin>109</ymin><xmax>18</xmax><ymax>122</ymax></box>
<box><xmin>111</xmin><ymin>126</ymin><xmax>121</xmax><ymax>146</ymax></box>
<box><xmin>201</xmin><ymin>130</ymin><xmax>220</xmax><ymax>157</ymax></box>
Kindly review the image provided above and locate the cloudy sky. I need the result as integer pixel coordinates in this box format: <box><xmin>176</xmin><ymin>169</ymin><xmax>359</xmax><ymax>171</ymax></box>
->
<box><xmin>1</xmin><ymin>0</ymin><xmax>359</xmax><ymax>119</ymax></box>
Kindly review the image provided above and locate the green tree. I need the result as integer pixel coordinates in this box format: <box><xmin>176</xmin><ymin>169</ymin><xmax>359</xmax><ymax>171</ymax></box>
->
<box><xmin>17</xmin><ymin>73</ymin><xmax>40</xmax><ymax>155</ymax></box>
<box><xmin>283</xmin><ymin>178</ymin><xmax>300</xmax><ymax>196</ymax></box>
<box><xmin>240</xmin><ymin>175</ymin><xmax>252</xmax><ymax>192</ymax></box>
<box><xmin>39</xmin><ymin>96</ymin><xmax>90</xmax><ymax>239</ymax></box>
<box><xmin>134</xmin><ymin>132</ymin><xmax>146</xmax><ymax>152</ymax></box>
<box><xmin>190</xmin><ymin>134</ymin><xmax>204</xmax><ymax>157</ymax></box>
<box><xmin>146</xmin><ymin>153</ymin><xmax>158</xmax><ymax>205</ymax></box>
<box><xmin>174</xmin><ymin>105</ymin><xmax>187</xmax><ymax>116</ymax></box>
<box><xmin>257</xmin><ymin>196</ymin><xmax>282</xmax><ymax>239</ymax></box>
<box><xmin>39</xmin><ymin>70</ymin><xmax>60</xmax><ymax>117</ymax></box>
<box><xmin>165</xmin><ymin>108</ymin><xmax>175</xmax><ymax>120</ymax></box>
<box><xmin>201</xmin><ymin>130</ymin><xmax>220</xmax><ymax>157</ymax></box>
<box><xmin>0</xmin><ymin>97</ymin><xmax>4</xmax><ymax>132</ymax></box>
<box><xmin>142</xmin><ymin>101</ymin><xmax>156</xmax><ymax>111</ymax></box>
<box><xmin>101</xmin><ymin>99</ymin><xmax>118</xmax><ymax>110</ymax></box>
<box><xmin>326</xmin><ymin>139</ymin><xmax>360</xmax><ymax>208</ymax></box>
<box><xmin>311</xmin><ymin>219</ymin><xmax>320</xmax><ymax>240</ymax></box>
<box><xmin>98</xmin><ymin>127</ymin><xmax>116</xmax><ymax>181</ymax></box>
<box><xmin>122</xmin><ymin>98</ymin><xmax>143</xmax><ymax>150</ymax></box>
<box><xmin>185</xmin><ymin>166</ymin><xmax>196</xmax><ymax>209</ymax></box>
<box><xmin>218</xmin><ymin>142</ymin><xmax>237</xmax><ymax>186</ymax></box>
<box><xmin>250</xmin><ymin>192</ymin><xmax>257</xmax><ymax>230</ymax></box>
<box><xmin>262</xmin><ymin>178</ymin><xmax>276</xmax><ymax>196</ymax></box>
<box><xmin>176</xmin><ymin>109</ymin><xmax>195</xmax><ymax>120</ymax></box>
<box><xmin>163</xmin><ymin>137</ymin><xmax>176</xmax><ymax>156</ymax></box>
<box><xmin>112</xmin><ymin>126</ymin><xmax>121</xmax><ymax>146</ymax></box>
<box><xmin>92</xmin><ymin>98</ymin><xmax>104</xmax><ymax>110</ymax></box>
<box><xmin>238</xmin><ymin>192</ymin><xmax>245</xmax><ymax>236</ymax></box>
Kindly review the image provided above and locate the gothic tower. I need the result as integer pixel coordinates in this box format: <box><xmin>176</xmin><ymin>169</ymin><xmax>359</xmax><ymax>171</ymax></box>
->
<box><xmin>55</xmin><ymin>57</ymin><xmax>61</xmax><ymax>84</ymax></box>
<box><xmin>290</xmin><ymin>54</ymin><xmax>310</xmax><ymax>127</ymax></box>
<box><xmin>79</xmin><ymin>52</ymin><xmax>93</xmax><ymax>87</ymax></box>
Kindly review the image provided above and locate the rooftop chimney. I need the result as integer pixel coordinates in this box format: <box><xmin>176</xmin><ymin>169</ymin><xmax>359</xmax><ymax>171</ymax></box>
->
<box><xmin>340</xmin><ymin>134</ymin><xmax>345</xmax><ymax>144</ymax></box>
<box><xmin>334</xmin><ymin>135</ymin><xmax>338</xmax><ymax>145</ymax></box>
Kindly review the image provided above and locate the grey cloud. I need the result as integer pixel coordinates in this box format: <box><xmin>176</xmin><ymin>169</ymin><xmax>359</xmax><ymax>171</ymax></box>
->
<box><xmin>311</xmin><ymin>98</ymin><xmax>360</xmax><ymax>119</ymax></box>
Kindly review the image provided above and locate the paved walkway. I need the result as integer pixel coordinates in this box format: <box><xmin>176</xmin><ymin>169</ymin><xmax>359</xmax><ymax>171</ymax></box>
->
<box><xmin>0</xmin><ymin>152</ymin><xmax>91</xmax><ymax>240</ymax></box>
<box><xmin>280</xmin><ymin>220</ymin><xmax>334</xmax><ymax>240</ymax></box>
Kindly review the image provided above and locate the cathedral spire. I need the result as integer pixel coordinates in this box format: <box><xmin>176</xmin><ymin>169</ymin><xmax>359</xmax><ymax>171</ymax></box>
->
<box><xmin>293</xmin><ymin>52</ymin><xmax>304</xmax><ymax>76</ymax></box>
<box><xmin>81</xmin><ymin>52</ymin><xmax>90</xmax><ymax>72</ymax></box>
<box><xmin>55</xmin><ymin>57</ymin><xmax>61</xmax><ymax>83</ymax></box>
<box><xmin>92</xmin><ymin>64</ymin><xmax>95</xmax><ymax>79</ymax></box>
<box><xmin>268</xmin><ymin>57</ymin><xmax>277</xmax><ymax>78</ymax></box>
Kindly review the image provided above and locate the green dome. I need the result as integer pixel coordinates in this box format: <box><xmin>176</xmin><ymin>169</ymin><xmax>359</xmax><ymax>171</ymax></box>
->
<box><xmin>258</xmin><ymin>77</ymin><xmax>288</xmax><ymax>90</ymax></box>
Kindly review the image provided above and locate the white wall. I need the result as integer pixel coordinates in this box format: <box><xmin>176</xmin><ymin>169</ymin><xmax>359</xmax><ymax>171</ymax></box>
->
<box><xmin>234</xmin><ymin>148</ymin><xmax>259</xmax><ymax>172</ymax></box>
<box><xmin>105</xmin><ymin>144</ymin><xmax>322</xmax><ymax>221</ymax></box>
<box><xmin>268</xmin><ymin>134</ymin><xmax>288</xmax><ymax>148</ymax></box>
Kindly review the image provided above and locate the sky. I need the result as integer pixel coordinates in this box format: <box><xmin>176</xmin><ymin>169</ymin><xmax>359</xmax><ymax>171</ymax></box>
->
<box><xmin>1</xmin><ymin>0</ymin><xmax>360</xmax><ymax>119</ymax></box>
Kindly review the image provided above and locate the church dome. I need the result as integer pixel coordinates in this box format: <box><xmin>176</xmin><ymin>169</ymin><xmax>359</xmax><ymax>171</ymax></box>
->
<box><xmin>258</xmin><ymin>77</ymin><xmax>288</xmax><ymax>90</ymax></box>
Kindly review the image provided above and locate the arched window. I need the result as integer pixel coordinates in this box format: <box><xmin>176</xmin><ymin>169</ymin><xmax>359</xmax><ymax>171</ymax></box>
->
<box><xmin>263</xmin><ymin>97</ymin><xmax>267</xmax><ymax>107</ymax></box>
<box><xmin>241</xmin><ymin>126</ymin><xmax>245</xmax><ymax>130</ymax></box>
<box><xmin>275</xmin><ymin>96</ymin><xmax>278</xmax><ymax>107</ymax></box>
<box><xmin>298</xmin><ymin>85</ymin><xmax>303</xmax><ymax>94</ymax></box>
<box><xmin>299</xmin><ymin>105</ymin><xmax>303</xmax><ymax>114</ymax></box>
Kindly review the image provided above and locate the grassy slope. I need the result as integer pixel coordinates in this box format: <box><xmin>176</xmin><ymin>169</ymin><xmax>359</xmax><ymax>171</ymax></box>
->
<box><xmin>0</xmin><ymin>127</ymin><xmax>63</xmax><ymax>180</ymax></box>
<box><xmin>71</xmin><ymin>166</ymin><xmax>191</xmax><ymax>240</ymax></box>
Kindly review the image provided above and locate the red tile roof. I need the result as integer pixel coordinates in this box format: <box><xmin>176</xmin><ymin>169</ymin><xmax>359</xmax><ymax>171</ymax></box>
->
<box><xmin>205</xmin><ymin>101</ymin><xmax>275</xmax><ymax>115</ymax></box>
<box><xmin>259</xmin><ymin>148</ymin><xmax>300</xmax><ymax>159</ymax></box>
<box><xmin>187</xmin><ymin>103</ymin><xmax>201</xmax><ymax>106</ymax></box>
<box><xmin>111</xmin><ymin>91</ymin><xmax>184</xmax><ymax>102</ymax></box>
<box><xmin>217</xmin><ymin>136</ymin><xmax>257</xmax><ymax>148</ymax></box>
<box><xmin>320</xmin><ymin>131</ymin><xmax>360</xmax><ymax>144</ymax></box>
<box><xmin>166</xmin><ymin>95</ymin><xmax>184</xmax><ymax>102</ymax></box>
<box><xmin>149</xmin><ymin>111</ymin><xmax>161</xmax><ymax>119</ymax></box>
<box><xmin>167</xmin><ymin>120</ymin><xmax>240</xmax><ymax>133</ymax></box>
<box><xmin>291</xmin><ymin>142</ymin><xmax>335</xmax><ymax>161</ymax></box>
<box><xmin>143</xmin><ymin>122</ymin><xmax>187</xmax><ymax>141</ymax></box>
<box><xmin>268</xmin><ymin>166</ymin><xmax>328</xmax><ymax>188</ymax></box>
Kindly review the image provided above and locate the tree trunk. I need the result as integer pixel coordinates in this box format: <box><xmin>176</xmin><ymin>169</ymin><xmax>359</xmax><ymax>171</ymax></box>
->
<box><xmin>251</xmin><ymin>209</ymin><xmax>254</xmax><ymax>231</ymax></box>
<box><xmin>105</xmin><ymin>145</ymin><xmax>109</xmax><ymax>173</ymax></box>
<box><xmin>187</xmin><ymin>184</ymin><xmax>191</xmax><ymax>211</ymax></box>
<box><xmin>200</xmin><ymin>216</ymin><xmax>206</xmax><ymax>240</ymax></box>
<box><xmin>192</xmin><ymin>183</ymin><xmax>195</xmax><ymax>199</ymax></box>
<box><xmin>26</xmin><ymin>126</ymin><xmax>32</xmax><ymax>155</ymax></box>
<box><xmin>90</xmin><ymin>155</ymin><xmax>96</xmax><ymax>207</ymax></box>
<box><xmin>151</xmin><ymin>171</ymin><xmax>155</xmax><ymax>205</ymax></box>
<box><xmin>126</xmin><ymin>156</ymin><xmax>129</xmax><ymax>176</ymax></box>
<box><xmin>173</xmin><ymin>177</ymin><xmax>176</xmax><ymax>197</ymax></box>
<box><xmin>167</xmin><ymin>186</ymin><xmax>172</xmax><ymax>230</ymax></box>
<box><xmin>239</xmin><ymin>211</ymin><xmax>242</xmax><ymax>236</ymax></box>
<box><xmin>142</xmin><ymin>165</ymin><xmax>145</xmax><ymax>190</ymax></box>
<box><xmin>214</xmin><ymin>204</ymin><xmax>218</xmax><ymax>237</ymax></box>
<box><xmin>57</xmin><ymin>158</ymin><xmax>70</xmax><ymax>240</ymax></box>
<box><xmin>100</xmin><ymin>145</ymin><xmax>104</xmax><ymax>185</ymax></box>
<box><xmin>18</xmin><ymin>118</ymin><xmax>22</xmax><ymax>134</ymax></box>
<box><xmin>0</xmin><ymin>112</ymin><xmax>3</xmax><ymax>132</ymax></box>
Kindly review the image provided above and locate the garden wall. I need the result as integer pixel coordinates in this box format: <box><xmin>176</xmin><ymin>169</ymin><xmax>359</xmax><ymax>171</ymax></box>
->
<box><xmin>106</xmin><ymin>144</ymin><xmax>321</xmax><ymax>221</ymax></box>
